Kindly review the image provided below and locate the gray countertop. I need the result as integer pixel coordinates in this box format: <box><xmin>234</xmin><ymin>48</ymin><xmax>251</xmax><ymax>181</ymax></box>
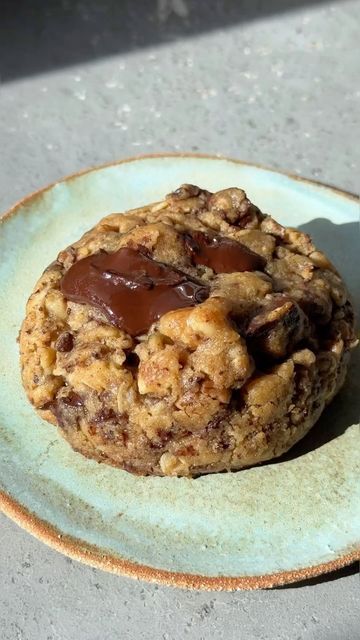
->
<box><xmin>0</xmin><ymin>1</ymin><xmax>358</xmax><ymax>638</ymax></box>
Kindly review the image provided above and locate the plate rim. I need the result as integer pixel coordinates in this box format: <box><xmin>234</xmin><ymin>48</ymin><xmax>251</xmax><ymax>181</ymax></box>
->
<box><xmin>1</xmin><ymin>489</ymin><xmax>358</xmax><ymax>590</ymax></box>
<box><xmin>1</xmin><ymin>152</ymin><xmax>359</xmax><ymax>590</ymax></box>
<box><xmin>1</xmin><ymin>152</ymin><xmax>358</xmax><ymax>226</ymax></box>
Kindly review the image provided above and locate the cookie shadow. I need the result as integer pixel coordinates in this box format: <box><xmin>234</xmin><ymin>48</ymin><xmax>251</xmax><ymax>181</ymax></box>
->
<box><xmin>299</xmin><ymin>218</ymin><xmax>359</xmax><ymax>313</ymax></box>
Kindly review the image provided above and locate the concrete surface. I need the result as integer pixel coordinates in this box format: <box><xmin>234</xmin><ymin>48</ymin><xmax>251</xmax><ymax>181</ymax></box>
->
<box><xmin>0</xmin><ymin>0</ymin><xmax>359</xmax><ymax>638</ymax></box>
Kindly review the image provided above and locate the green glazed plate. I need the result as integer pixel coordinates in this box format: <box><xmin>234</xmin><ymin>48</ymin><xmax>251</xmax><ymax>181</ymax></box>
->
<box><xmin>0</xmin><ymin>154</ymin><xmax>359</xmax><ymax>590</ymax></box>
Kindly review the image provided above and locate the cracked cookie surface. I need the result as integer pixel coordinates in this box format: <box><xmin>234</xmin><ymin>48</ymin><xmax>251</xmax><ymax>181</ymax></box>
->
<box><xmin>19</xmin><ymin>184</ymin><xmax>358</xmax><ymax>476</ymax></box>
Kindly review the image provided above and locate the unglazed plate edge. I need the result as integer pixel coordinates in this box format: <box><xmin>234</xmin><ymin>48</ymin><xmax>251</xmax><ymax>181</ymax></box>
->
<box><xmin>1</xmin><ymin>153</ymin><xmax>359</xmax><ymax>590</ymax></box>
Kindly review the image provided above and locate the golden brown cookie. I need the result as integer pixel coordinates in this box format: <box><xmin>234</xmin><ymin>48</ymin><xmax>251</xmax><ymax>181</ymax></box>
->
<box><xmin>19</xmin><ymin>185</ymin><xmax>358</xmax><ymax>476</ymax></box>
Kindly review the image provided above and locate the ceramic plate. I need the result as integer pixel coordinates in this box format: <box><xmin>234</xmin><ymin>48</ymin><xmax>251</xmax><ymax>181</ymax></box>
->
<box><xmin>0</xmin><ymin>154</ymin><xmax>359</xmax><ymax>590</ymax></box>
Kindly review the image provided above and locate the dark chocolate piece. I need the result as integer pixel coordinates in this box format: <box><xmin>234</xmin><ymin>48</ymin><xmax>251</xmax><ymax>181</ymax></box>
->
<box><xmin>184</xmin><ymin>231</ymin><xmax>265</xmax><ymax>274</ymax></box>
<box><xmin>55</xmin><ymin>332</ymin><xmax>74</xmax><ymax>352</ymax></box>
<box><xmin>61</xmin><ymin>247</ymin><xmax>209</xmax><ymax>336</ymax></box>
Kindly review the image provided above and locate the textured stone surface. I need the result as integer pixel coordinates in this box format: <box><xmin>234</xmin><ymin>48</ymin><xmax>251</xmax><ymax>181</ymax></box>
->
<box><xmin>0</xmin><ymin>514</ymin><xmax>358</xmax><ymax>640</ymax></box>
<box><xmin>0</xmin><ymin>0</ymin><xmax>359</xmax><ymax>638</ymax></box>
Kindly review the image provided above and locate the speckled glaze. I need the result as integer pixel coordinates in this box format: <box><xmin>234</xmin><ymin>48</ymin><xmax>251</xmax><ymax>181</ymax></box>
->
<box><xmin>0</xmin><ymin>155</ymin><xmax>359</xmax><ymax>590</ymax></box>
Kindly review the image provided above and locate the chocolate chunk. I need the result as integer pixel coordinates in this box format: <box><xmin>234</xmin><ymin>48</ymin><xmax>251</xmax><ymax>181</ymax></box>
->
<box><xmin>184</xmin><ymin>231</ymin><xmax>266</xmax><ymax>274</ymax></box>
<box><xmin>62</xmin><ymin>391</ymin><xmax>84</xmax><ymax>407</ymax></box>
<box><xmin>169</xmin><ymin>184</ymin><xmax>202</xmax><ymax>200</ymax></box>
<box><xmin>205</xmin><ymin>410</ymin><xmax>228</xmax><ymax>432</ymax></box>
<box><xmin>93</xmin><ymin>407</ymin><xmax>118</xmax><ymax>423</ymax></box>
<box><xmin>149</xmin><ymin>429</ymin><xmax>172</xmax><ymax>450</ymax></box>
<box><xmin>50</xmin><ymin>392</ymin><xmax>84</xmax><ymax>429</ymax></box>
<box><xmin>246</xmin><ymin>295</ymin><xmax>307</xmax><ymax>359</ymax></box>
<box><xmin>295</xmin><ymin>287</ymin><xmax>333</xmax><ymax>325</ymax></box>
<box><xmin>61</xmin><ymin>247</ymin><xmax>209</xmax><ymax>337</ymax></box>
<box><xmin>55</xmin><ymin>331</ymin><xmax>74</xmax><ymax>352</ymax></box>
<box><xmin>246</xmin><ymin>295</ymin><xmax>291</xmax><ymax>334</ymax></box>
<box><xmin>39</xmin><ymin>400</ymin><xmax>54</xmax><ymax>411</ymax></box>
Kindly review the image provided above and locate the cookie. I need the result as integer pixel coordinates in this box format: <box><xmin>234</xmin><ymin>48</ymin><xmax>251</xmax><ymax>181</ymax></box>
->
<box><xmin>19</xmin><ymin>184</ymin><xmax>358</xmax><ymax>476</ymax></box>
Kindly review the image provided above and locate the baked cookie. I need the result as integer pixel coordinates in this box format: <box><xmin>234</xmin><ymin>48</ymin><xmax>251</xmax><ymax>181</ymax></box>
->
<box><xmin>19</xmin><ymin>184</ymin><xmax>357</xmax><ymax>476</ymax></box>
